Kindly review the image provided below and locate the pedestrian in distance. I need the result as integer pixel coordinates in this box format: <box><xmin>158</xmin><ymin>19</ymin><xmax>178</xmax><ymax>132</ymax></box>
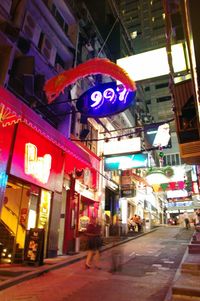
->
<box><xmin>128</xmin><ymin>217</ymin><xmax>136</xmax><ymax>232</ymax></box>
<box><xmin>194</xmin><ymin>209</ymin><xmax>200</xmax><ymax>231</ymax></box>
<box><xmin>196</xmin><ymin>209</ymin><xmax>200</xmax><ymax>225</ymax></box>
<box><xmin>192</xmin><ymin>209</ymin><xmax>199</xmax><ymax>227</ymax></box>
<box><xmin>183</xmin><ymin>211</ymin><xmax>190</xmax><ymax>229</ymax></box>
<box><xmin>137</xmin><ymin>215</ymin><xmax>142</xmax><ymax>232</ymax></box>
<box><xmin>133</xmin><ymin>214</ymin><xmax>142</xmax><ymax>232</ymax></box>
<box><xmin>85</xmin><ymin>216</ymin><xmax>102</xmax><ymax>269</ymax></box>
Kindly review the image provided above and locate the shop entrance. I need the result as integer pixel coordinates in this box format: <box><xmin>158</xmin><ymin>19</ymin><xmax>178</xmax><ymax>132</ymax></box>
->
<box><xmin>0</xmin><ymin>179</ymin><xmax>32</xmax><ymax>263</ymax></box>
<box><xmin>0</xmin><ymin>177</ymin><xmax>51</xmax><ymax>263</ymax></box>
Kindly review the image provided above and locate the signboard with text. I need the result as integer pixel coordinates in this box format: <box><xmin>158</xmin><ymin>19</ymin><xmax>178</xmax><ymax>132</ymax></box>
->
<box><xmin>103</xmin><ymin>137</ymin><xmax>141</xmax><ymax>156</ymax></box>
<box><xmin>76</xmin><ymin>82</ymin><xmax>136</xmax><ymax>118</ymax></box>
<box><xmin>144</xmin><ymin>123</ymin><xmax>171</xmax><ymax>149</ymax></box>
<box><xmin>24</xmin><ymin>228</ymin><xmax>45</xmax><ymax>266</ymax></box>
<box><xmin>9</xmin><ymin>123</ymin><xmax>64</xmax><ymax>192</ymax></box>
<box><xmin>104</xmin><ymin>153</ymin><xmax>148</xmax><ymax>171</ymax></box>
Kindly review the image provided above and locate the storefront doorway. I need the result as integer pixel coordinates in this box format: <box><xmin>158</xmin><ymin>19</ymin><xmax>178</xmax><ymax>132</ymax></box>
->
<box><xmin>0</xmin><ymin>177</ymin><xmax>51</xmax><ymax>263</ymax></box>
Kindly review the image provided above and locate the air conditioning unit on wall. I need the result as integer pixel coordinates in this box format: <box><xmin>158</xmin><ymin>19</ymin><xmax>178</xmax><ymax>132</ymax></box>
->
<box><xmin>22</xmin><ymin>12</ymin><xmax>41</xmax><ymax>46</ymax></box>
<box><xmin>41</xmin><ymin>36</ymin><xmax>56</xmax><ymax>66</ymax></box>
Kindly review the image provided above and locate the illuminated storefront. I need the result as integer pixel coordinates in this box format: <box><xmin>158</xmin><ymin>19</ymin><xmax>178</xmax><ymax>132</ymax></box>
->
<box><xmin>62</xmin><ymin>153</ymin><xmax>100</xmax><ymax>253</ymax></box>
<box><xmin>0</xmin><ymin>122</ymin><xmax>64</xmax><ymax>263</ymax></box>
<box><xmin>0</xmin><ymin>87</ymin><xmax>101</xmax><ymax>260</ymax></box>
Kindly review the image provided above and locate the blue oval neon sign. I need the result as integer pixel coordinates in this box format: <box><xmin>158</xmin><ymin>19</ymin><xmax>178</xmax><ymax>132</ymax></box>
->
<box><xmin>76</xmin><ymin>82</ymin><xmax>136</xmax><ymax>118</ymax></box>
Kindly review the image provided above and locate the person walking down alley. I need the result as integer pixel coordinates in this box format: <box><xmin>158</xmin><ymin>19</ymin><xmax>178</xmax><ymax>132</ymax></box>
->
<box><xmin>183</xmin><ymin>211</ymin><xmax>190</xmax><ymax>229</ymax></box>
<box><xmin>133</xmin><ymin>214</ymin><xmax>142</xmax><ymax>232</ymax></box>
<box><xmin>85</xmin><ymin>217</ymin><xmax>102</xmax><ymax>269</ymax></box>
<box><xmin>193</xmin><ymin>209</ymin><xmax>200</xmax><ymax>230</ymax></box>
<box><xmin>196</xmin><ymin>209</ymin><xmax>200</xmax><ymax>225</ymax></box>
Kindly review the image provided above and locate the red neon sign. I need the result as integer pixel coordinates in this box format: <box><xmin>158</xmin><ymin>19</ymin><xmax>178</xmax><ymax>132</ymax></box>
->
<box><xmin>44</xmin><ymin>58</ymin><xmax>136</xmax><ymax>103</ymax></box>
<box><xmin>24</xmin><ymin>143</ymin><xmax>52</xmax><ymax>184</ymax></box>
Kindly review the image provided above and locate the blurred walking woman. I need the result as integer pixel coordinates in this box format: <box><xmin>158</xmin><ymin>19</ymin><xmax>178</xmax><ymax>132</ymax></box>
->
<box><xmin>85</xmin><ymin>217</ymin><xmax>102</xmax><ymax>269</ymax></box>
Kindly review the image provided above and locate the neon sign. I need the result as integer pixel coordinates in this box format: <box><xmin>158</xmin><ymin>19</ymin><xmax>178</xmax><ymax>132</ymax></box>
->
<box><xmin>25</xmin><ymin>143</ymin><xmax>52</xmax><ymax>184</ymax></box>
<box><xmin>104</xmin><ymin>153</ymin><xmax>149</xmax><ymax>171</ymax></box>
<box><xmin>76</xmin><ymin>82</ymin><xmax>136</xmax><ymax>118</ymax></box>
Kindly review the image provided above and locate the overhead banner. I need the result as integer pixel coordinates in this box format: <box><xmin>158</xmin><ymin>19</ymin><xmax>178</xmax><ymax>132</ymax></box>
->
<box><xmin>103</xmin><ymin>137</ymin><xmax>141</xmax><ymax>156</ymax></box>
<box><xmin>104</xmin><ymin>153</ymin><xmax>148</xmax><ymax>171</ymax></box>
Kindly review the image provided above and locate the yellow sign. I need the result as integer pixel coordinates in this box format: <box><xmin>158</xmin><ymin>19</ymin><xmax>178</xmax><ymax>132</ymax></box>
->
<box><xmin>25</xmin><ymin>143</ymin><xmax>52</xmax><ymax>183</ymax></box>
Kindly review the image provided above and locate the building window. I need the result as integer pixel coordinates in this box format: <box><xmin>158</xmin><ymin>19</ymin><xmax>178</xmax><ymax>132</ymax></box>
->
<box><xmin>155</xmin><ymin>82</ymin><xmax>168</xmax><ymax>89</ymax></box>
<box><xmin>70</xmin><ymin>106</ymin><xmax>76</xmax><ymax>135</ymax></box>
<box><xmin>55</xmin><ymin>54</ymin><xmax>65</xmax><ymax>68</ymax></box>
<box><xmin>171</xmin><ymin>154</ymin><xmax>176</xmax><ymax>165</ymax></box>
<box><xmin>146</xmin><ymin>99</ymin><xmax>151</xmax><ymax>105</ymax></box>
<box><xmin>163</xmin><ymin>153</ymin><xmax>181</xmax><ymax>166</ymax></box>
<box><xmin>81</xmin><ymin>122</ymin><xmax>98</xmax><ymax>155</ymax></box>
<box><xmin>175</xmin><ymin>154</ymin><xmax>180</xmax><ymax>165</ymax></box>
<box><xmin>51</xmin><ymin>3</ymin><xmax>68</xmax><ymax>35</ymax></box>
<box><xmin>157</xmin><ymin>96</ymin><xmax>171</xmax><ymax>103</ymax></box>
<box><xmin>38</xmin><ymin>32</ymin><xmax>44</xmax><ymax>50</ymax></box>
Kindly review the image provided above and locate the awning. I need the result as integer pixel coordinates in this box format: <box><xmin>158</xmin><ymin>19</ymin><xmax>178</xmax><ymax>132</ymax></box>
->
<box><xmin>64</xmin><ymin>151</ymin><xmax>100</xmax><ymax>189</ymax></box>
<box><xmin>81</xmin><ymin>195</ymin><xmax>96</xmax><ymax>204</ymax></box>
<box><xmin>0</xmin><ymin>86</ymin><xmax>100</xmax><ymax>171</ymax></box>
<box><xmin>65</xmin><ymin>138</ymin><xmax>100</xmax><ymax>173</ymax></box>
<box><xmin>65</xmin><ymin>151</ymin><xmax>91</xmax><ymax>173</ymax></box>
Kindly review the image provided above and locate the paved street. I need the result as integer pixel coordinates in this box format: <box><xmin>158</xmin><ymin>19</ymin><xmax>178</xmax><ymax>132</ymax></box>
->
<box><xmin>0</xmin><ymin>226</ymin><xmax>194</xmax><ymax>301</ymax></box>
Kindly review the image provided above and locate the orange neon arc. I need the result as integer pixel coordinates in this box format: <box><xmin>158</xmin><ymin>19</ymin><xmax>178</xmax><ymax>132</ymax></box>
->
<box><xmin>44</xmin><ymin>58</ymin><xmax>136</xmax><ymax>103</ymax></box>
<box><xmin>24</xmin><ymin>143</ymin><xmax>52</xmax><ymax>184</ymax></box>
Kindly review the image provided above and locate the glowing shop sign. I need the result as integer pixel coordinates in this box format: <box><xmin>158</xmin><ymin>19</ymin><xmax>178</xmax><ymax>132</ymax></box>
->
<box><xmin>104</xmin><ymin>153</ymin><xmax>148</xmax><ymax>171</ymax></box>
<box><xmin>144</xmin><ymin>123</ymin><xmax>171</xmax><ymax>149</ymax></box>
<box><xmin>25</xmin><ymin>143</ymin><xmax>52</xmax><ymax>184</ymax></box>
<box><xmin>76</xmin><ymin>82</ymin><xmax>136</xmax><ymax>118</ymax></box>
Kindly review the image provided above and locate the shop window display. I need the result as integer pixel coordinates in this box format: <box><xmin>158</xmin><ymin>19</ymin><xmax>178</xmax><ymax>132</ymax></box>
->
<box><xmin>0</xmin><ymin>179</ymin><xmax>31</xmax><ymax>263</ymax></box>
<box><xmin>38</xmin><ymin>189</ymin><xmax>51</xmax><ymax>256</ymax></box>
